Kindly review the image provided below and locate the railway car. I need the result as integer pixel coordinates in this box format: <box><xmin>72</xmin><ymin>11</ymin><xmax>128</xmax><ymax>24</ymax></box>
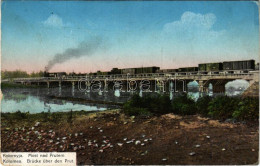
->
<box><xmin>156</xmin><ymin>69</ymin><xmax>178</xmax><ymax>73</ymax></box>
<box><xmin>223</xmin><ymin>60</ymin><xmax>255</xmax><ymax>71</ymax></box>
<box><xmin>96</xmin><ymin>71</ymin><xmax>111</xmax><ymax>76</ymax></box>
<box><xmin>198</xmin><ymin>63</ymin><xmax>223</xmax><ymax>72</ymax></box>
<box><xmin>135</xmin><ymin>66</ymin><xmax>160</xmax><ymax>74</ymax></box>
<box><xmin>178</xmin><ymin>67</ymin><xmax>198</xmax><ymax>72</ymax></box>
<box><xmin>121</xmin><ymin>68</ymin><xmax>136</xmax><ymax>75</ymax></box>
<box><xmin>121</xmin><ymin>66</ymin><xmax>160</xmax><ymax>75</ymax></box>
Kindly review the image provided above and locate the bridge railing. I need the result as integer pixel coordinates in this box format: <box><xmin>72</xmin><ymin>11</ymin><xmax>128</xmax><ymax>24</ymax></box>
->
<box><xmin>10</xmin><ymin>70</ymin><xmax>258</xmax><ymax>82</ymax></box>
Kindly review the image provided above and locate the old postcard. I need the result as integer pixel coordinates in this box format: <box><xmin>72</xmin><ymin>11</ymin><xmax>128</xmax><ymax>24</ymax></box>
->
<box><xmin>1</xmin><ymin>0</ymin><xmax>259</xmax><ymax>165</ymax></box>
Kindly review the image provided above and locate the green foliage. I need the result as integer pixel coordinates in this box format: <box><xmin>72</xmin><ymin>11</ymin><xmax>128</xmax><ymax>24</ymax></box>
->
<box><xmin>123</xmin><ymin>93</ymin><xmax>173</xmax><ymax>116</ymax></box>
<box><xmin>67</xmin><ymin>110</ymin><xmax>73</xmax><ymax>123</ymax></box>
<box><xmin>13</xmin><ymin>111</ymin><xmax>28</xmax><ymax>119</ymax></box>
<box><xmin>30</xmin><ymin>71</ymin><xmax>44</xmax><ymax>78</ymax></box>
<box><xmin>1</xmin><ymin>70</ymin><xmax>44</xmax><ymax>80</ymax></box>
<box><xmin>124</xmin><ymin>93</ymin><xmax>258</xmax><ymax>121</ymax></box>
<box><xmin>123</xmin><ymin>107</ymin><xmax>151</xmax><ymax>116</ymax></box>
<box><xmin>196</xmin><ymin>96</ymin><xmax>213</xmax><ymax>116</ymax></box>
<box><xmin>1</xmin><ymin>70</ymin><xmax>29</xmax><ymax>79</ymax></box>
<box><xmin>207</xmin><ymin>96</ymin><xmax>239</xmax><ymax>120</ymax></box>
<box><xmin>40</xmin><ymin>111</ymin><xmax>50</xmax><ymax>122</ymax></box>
<box><xmin>172</xmin><ymin>95</ymin><xmax>197</xmax><ymax>115</ymax></box>
<box><xmin>232</xmin><ymin>97</ymin><xmax>259</xmax><ymax>121</ymax></box>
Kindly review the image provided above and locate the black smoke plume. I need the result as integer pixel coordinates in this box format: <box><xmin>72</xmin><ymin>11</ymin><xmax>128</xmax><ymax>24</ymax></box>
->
<box><xmin>45</xmin><ymin>36</ymin><xmax>103</xmax><ymax>71</ymax></box>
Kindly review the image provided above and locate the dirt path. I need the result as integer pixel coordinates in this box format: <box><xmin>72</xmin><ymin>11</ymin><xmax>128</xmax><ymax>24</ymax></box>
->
<box><xmin>1</xmin><ymin>110</ymin><xmax>259</xmax><ymax>165</ymax></box>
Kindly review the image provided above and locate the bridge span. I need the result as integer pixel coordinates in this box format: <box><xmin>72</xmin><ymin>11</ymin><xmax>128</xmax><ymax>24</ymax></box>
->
<box><xmin>7</xmin><ymin>71</ymin><xmax>259</xmax><ymax>94</ymax></box>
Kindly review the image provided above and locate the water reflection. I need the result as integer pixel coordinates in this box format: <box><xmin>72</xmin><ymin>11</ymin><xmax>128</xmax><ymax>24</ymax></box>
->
<box><xmin>114</xmin><ymin>89</ymin><xmax>120</xmax><ymax>97</ymax></box>
<box><xmin>1</xmin><ymin>89</ymin><xmax>116</xmax><ymax>114</ymax></box>
<box><xmin>188</xmin><ymin>92</ymin><xmax>200</xmax><ymax>101</ymax></box>
<box><xmin>139</xmin><ymin>89</ymin><xmax>143</xmax><ymax>97</ymax></box>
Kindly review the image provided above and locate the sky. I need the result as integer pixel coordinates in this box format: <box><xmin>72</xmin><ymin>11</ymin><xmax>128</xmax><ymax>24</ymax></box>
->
<box><xmin>1</xmin><ymin>1</ymin><xmax>259</xmax><ymax>73</ymax></box>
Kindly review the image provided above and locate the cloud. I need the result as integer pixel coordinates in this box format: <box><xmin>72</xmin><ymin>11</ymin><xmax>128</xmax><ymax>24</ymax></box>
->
<box><xmin>163</xmin><ymin>11</ymin><xmax>225</xmax><ymax>42</ymax></box>
<box><xmin>42</xmin><ymin>14</ymin><xmax>65</xmax><ymax>27</ymax></box>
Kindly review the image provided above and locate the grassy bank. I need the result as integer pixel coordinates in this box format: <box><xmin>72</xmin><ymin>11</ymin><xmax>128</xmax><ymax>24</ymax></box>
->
<box><xmin>1</xmin><ymin>110</ymin><xmax>106</xmax><ymax>128</ymax></box>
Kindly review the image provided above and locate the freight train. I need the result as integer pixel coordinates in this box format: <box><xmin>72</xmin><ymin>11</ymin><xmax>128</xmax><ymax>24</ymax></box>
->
<box><xmin>44</xmin><ymin>59</ymin><xmax>257</xmax><ymax>78</ymax></box>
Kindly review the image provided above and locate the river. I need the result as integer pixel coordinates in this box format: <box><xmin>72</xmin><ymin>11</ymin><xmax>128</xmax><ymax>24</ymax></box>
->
<box><xmin>1</xmin><ymin>87</ymin><xmax>242</xmax><ymax>113</ymax></box>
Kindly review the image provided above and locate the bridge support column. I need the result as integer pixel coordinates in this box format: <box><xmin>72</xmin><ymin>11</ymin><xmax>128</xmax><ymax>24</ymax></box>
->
<box><xmin>198</xmin><ymin>80</ymin><xmax>204</xmax><ymax>94</ymax></box>
<box><xmin>72</xmin><ymin>81</ymin><xmax>75</xmax><ymax>89</ymax></box>
<box><xmin>72</xmin><ymin>81</ymin><xmax>75</xmax><ymax>96</ymax></box>
<box><xmin>85</xmin><ymin>81</ymin><xmax>91</xmax><ymax>92</ymax></box>
<box><xmin>47</xmin><ymin>82</ymin><xmax>50</xmax><ymax>88</ymax></box>
<box><xmin>197</xmin><ymin>80</ymin><xmax>211</xmax><ymax>96</ymax></box>
<box><xmin>59</xmin><ymin>81</ymin><xmax>62</xmax><ymax>88</ymax></box>
<box><xmin>156</xmin><ymin>79</ymin><xmax>166</xmax><ymax>93</ymax></box>
<box><xmin>104</xmin><ymin>79</ymin><xmax>108</xmax><ymax>92</ymax></box>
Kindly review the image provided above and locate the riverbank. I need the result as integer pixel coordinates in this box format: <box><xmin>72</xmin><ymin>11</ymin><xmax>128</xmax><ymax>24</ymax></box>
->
<box><xmin>1</xmin><ymin>109</ymin><xmax>258</xmax><ymax>165</ymax></box>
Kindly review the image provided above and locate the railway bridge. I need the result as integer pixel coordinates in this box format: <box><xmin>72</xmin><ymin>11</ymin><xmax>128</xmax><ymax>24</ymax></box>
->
<box><xmin>7</xmin><ymin>70</ymin><xmax>259</xmax><ymax>95</ymax></box>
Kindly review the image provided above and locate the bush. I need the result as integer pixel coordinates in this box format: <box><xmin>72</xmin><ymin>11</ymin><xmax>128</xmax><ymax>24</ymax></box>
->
<box><xmin>67</xmin><ymin>110</ymin><xmax>73</xmax><ymax>123</ymax></box>
<box><xmin>123</xmin><ymin>93</ymin><xmax>172</xmax><ymax>116</ymax></box>
<box><xmin>208</xmin><ymin>96</ymin><xmax>239</xmax><ymax>120</ymax></box>
<box><xmin>232</xmin><ymin>97</ymin><xmax>259</xmax><ymax>121</ymax></box>
<box><xmin>196</xmin><ymin>96</ymin><xmax>213</xmax><ymax>116</ymax></box>
<box><xmin>40</xmin><ymin>111</ymin><xmax>50</xmax><ymax>122</ymax></box>
<box><xmin>124</xmin><ymin>93</ymin><xmax>259</xmax><ymax>121</ymax></box>
<box><xmin>123</xmin><ymin>107</ymin><xmax>151</xmax><ymax>116</ymax></box>
<box><xmin>13</xmin><ymin>110</ymin><xmax>27</xmax><ymax>119</ymax></box>
<box><xmin>172</xmin><ymin>95</ymin><xmax>197</xmax><ymax>115</ymax></box>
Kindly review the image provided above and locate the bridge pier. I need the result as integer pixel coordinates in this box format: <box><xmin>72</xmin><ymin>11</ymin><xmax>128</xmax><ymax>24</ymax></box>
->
<box><xmin>85</xmin><ymin>81</ymin><xmax>91</xmax><ymax>92</ymax></box>
<box><xmin>156</xmin><ymin>79</ymin><xmax>166</xmax><ymax>93</ymax></box>
<box><xmin>47</xmin><ymin>81</ymin><xmax>50</xmax><ymax>88</ymax></box>
<box><xmin>198</xmin><ymin>80</ymin><xmax>204</xmax><ymax>96</ymax></box>
<box><xmin>72</xmin><ymin>81</ymin><xmax>75</xmax><ymax>96</ymax></box>
<box><xmin>104</xmin><ymin>79</ymin><xmax>109</xmax><ymax>92</ymax></box>
<box><xmin>197</xmin><ymin>80</ymin><xmax>210</xmax><ymax>96</ymax></box>
<box><xmin>72</xmin><ymin>81</ymin><xmax>75</xmax><ymax>89</ymax></box>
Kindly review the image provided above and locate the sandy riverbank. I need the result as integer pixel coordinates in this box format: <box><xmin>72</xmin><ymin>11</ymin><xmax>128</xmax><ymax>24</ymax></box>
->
<box><xmin>1</xmin><ymin>109</ymin><xmax>258</xmax><ymax>165</ymax></box>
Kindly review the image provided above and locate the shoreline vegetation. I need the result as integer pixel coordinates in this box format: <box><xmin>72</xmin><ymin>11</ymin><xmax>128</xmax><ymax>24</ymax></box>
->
<box><xmin>1</xmin><ymin>70</ymin><xmax>44</xmax><ymax>80</ymax></box>
<box><xmin>1</xmin><ymin>82</ymin><xmax>45</xmax><ymax>89</ymax></box>
<box><xmin>123</xmin><ymin>94</ymin><xmax>259</xmax><ymax>122</ymax></box>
